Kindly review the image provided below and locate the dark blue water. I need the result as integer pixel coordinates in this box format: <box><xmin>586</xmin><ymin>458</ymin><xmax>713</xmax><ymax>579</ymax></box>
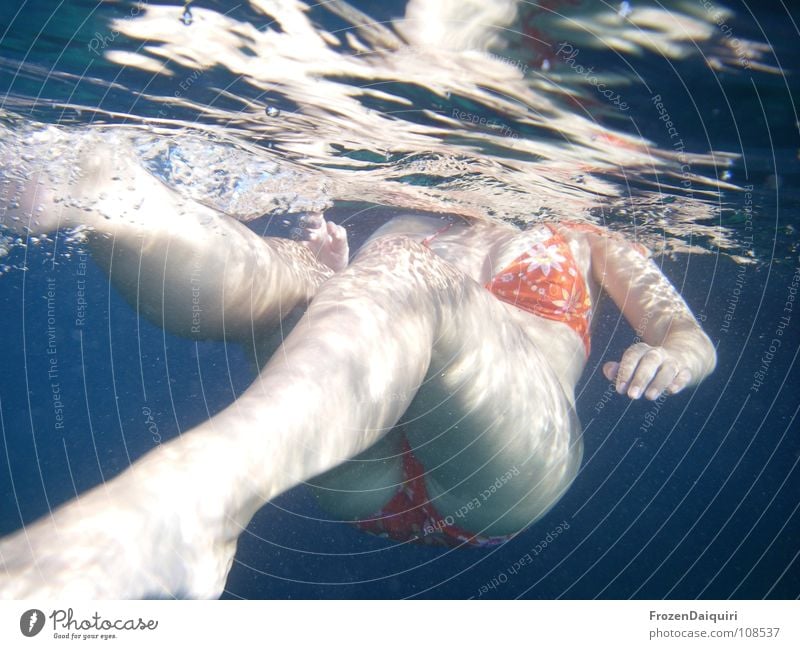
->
<box><xmin>0</xmin><ymin>0</ymin><xmax>798</xmax><ymax>599</ymax></box>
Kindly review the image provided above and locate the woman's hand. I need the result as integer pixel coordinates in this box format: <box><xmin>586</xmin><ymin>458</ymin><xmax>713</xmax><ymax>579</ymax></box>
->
<box><xmin>580</xmin><ymin>224</ymin><xmax>717</xmax><ymax>401</ymax></box>
<box><xmin>603</xmin><ymin>342</ymin><xmax>697</xmax><ymax>400</ymax></box>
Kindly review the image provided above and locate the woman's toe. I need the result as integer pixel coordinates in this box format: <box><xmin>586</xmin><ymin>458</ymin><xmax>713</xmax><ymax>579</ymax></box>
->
<box><xmin>327</xmin><ymin>222</ymin><xmax>348</xmax><ymax>251</ymax></box>
<box><xmin>299</xmin><ymin>212</ymin><xmax>324</xmax><ymax>230</ymax></box>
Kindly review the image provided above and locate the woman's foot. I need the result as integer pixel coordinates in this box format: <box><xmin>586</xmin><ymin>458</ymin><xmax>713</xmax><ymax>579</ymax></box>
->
<box><xmin>0</xmin><ymin>447</ymin><xmax>237</xmax><ymax>599</ymax></box>
<box><xmin>291</xmin><ymin>212</ymin><xmax>349</xmax><ymax>272</ymax></box>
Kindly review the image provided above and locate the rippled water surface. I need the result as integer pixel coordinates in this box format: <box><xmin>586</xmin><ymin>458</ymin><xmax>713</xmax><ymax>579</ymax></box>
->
<box><xmin>0</xmin><ymin>0</ymin><xmax>798</xmax><ymax>599</ymax></box>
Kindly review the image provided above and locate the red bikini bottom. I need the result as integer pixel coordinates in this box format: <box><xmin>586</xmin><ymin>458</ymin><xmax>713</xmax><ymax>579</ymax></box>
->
<box><xmin>355</xmin><ymin>438</ymin><xmax>515</xmax><ymax>548</ymax></box>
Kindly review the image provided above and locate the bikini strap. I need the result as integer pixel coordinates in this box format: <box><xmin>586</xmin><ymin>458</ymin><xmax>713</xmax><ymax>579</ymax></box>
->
<box><xmin>421</xmin><ymin>220</ymin><xmax>456</xmax><ymax>247</ymax></box>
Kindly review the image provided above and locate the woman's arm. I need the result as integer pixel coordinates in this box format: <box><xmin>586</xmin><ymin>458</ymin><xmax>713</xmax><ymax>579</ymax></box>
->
<box><xmin>587</xmin><ymin>229</ymin><xmax>717</xmax><ymax>400</ymax></box>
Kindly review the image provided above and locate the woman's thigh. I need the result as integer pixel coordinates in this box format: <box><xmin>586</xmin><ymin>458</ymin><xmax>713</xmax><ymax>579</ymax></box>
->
<box><xmin>1</xmin><ymin>125</ymin><xmax>331</xmax><ymax>343</ymax></box>
<box><xmin>306</xmin><ymin>427</ymin><xmax>405</xmax><ymax>520</ymax></box>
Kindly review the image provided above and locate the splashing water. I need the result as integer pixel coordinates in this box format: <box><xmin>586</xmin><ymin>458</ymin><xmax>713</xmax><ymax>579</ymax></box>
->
<box><xmin>0</xmin><ymin>0</ymin><xmax>786</xmax><ymax>265</ymax></box>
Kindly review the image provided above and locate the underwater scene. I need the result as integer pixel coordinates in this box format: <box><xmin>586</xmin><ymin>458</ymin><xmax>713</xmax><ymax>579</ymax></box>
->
<box><xmin>0</xmin><ymin>0</ymin><xmax>797</xmax><ymax>599</ymax></box>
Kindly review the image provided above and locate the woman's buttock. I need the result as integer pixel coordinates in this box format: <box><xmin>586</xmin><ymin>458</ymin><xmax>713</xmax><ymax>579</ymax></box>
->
<box><xmin>306</xmin><ymin>426</ymin><xmax>406</xmax><ymax>521</ymax></box>
<box><xmin>309</xmin><ymin>218</ymin><xmax>585</xmax><ymax>544</ymax></box>
<box><xmin>308</xmin><ymin>317</ymin><xmax>582</xmax><ymax>544</ymax></box>
<box><xmin>400</xmin><ymin>355</ymin><xmax>582</xmax><ymax>539</ymax></box>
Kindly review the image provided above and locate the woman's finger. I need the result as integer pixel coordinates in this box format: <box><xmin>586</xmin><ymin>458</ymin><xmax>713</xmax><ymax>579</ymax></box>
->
<box><xmin>644</xmin><ymin>362</ymin><xmax>679</xmax><ymax>400</ymax></box>
<box><xmin>298</xmin><ymin>212</ymin><xmax>324</xmax><ymax>229</ymax></box>
<box><xmin>626</xmin><ymin>348</ymin><xmax>665</xmax><ymax>399</ymax></box>
<box><xmin>615</xmin><ymin>343</ymin><xmax>651</xmax><ymax>394</ymax></box>
<box><xmin>603</xmin><ymin>361</ymin><xmax>620</xmax><ymax>382</ymax></box>
<box><xmin>665</xmin><ymin>368</ymin><xmax>693</xmax><ymax>395</ymax></box>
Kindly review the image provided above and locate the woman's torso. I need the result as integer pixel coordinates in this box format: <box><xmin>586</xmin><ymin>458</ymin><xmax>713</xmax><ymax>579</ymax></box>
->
<box><xmin>367</xmin><ymin>213</ymin><xmax>599</xmax><ymax>392</ymax></box>
<box><xmin>307</xmin><ymin>214</ymin><xmax>594</xmax><ymax>539</ymax></box>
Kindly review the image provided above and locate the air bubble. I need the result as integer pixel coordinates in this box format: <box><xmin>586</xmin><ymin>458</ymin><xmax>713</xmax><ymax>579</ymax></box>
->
<box><xmin>181</xmin><ymin>8</ymin><xmax>193</xmax><ymax>25</ymax></box>
<box><xmin>265</xmin><ymin>105</ymin><xmax>281</xmax><ymax>118</ymax></box>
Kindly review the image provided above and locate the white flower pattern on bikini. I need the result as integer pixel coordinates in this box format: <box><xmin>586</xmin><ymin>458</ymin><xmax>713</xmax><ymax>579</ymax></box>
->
<box><xmin>523</xmin><ymin>242</ymin><xmax>566</xmax><ymax>277</ymax></box>
<box><xmin>485</xmin><ymin>223</ymin><xmax>593</xmax><ymax>356</ymax></box>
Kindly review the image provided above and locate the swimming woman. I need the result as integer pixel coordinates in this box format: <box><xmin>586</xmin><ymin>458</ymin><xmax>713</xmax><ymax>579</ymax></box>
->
<box><xmin>0</xmin><ymin>129</ymin><xmax>716</xmax><ymax>597</ymax></box>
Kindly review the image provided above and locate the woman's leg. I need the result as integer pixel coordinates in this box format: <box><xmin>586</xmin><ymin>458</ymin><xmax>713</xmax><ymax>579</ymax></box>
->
<box><xmin>0</xmin><ymin>234</ymin><xmax>441</xmax><ymax>597</ymax></box>
<box><xmin>0</xmin><ymin>233</ymin><xmax>578</xmax><ymax>597</ymax></box>
<box><xmin>1</xmin><ymin>125</ymin><xmax>334</xmax><ymax>344</ymax></box>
